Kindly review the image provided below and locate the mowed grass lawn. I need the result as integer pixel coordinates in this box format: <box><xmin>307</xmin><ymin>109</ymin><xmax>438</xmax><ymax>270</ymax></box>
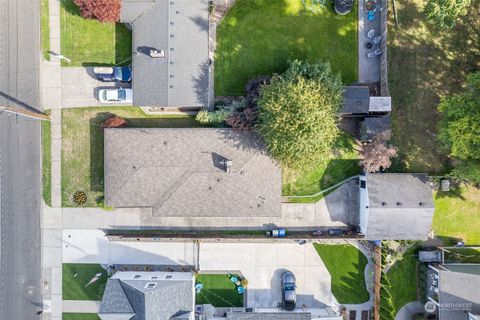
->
<box><xmin>63</xmin><ymin>264</ymin><xmax>108</xmax><ymax>300</ymax></box>
<box><xmin>195</xmin><ymin>274</ymin><xmax>244</xmax><ymax>307</ymax></box>
<box><xmin>313</xmin><ymin>244</ymin><xmax>369</xmax><ymax>304</ymax></box>
<box><xmin>60</xmin><ymin>0</ymin><xmax>131</xmax><ymax>66</ymax></box>
<box><xmin>388</xmin><ymin>0</ymin><xmax>480</xmax><ymax>173</ymax></box>
<box><xmin>62</xmin><ymin>314</ymin><xmax>101</xmax><ymax>320</ymax></box>
<box><xmin>42</xmin><ymin>116</ymin><xmax>51</xmax><ymax>206</ymax></box>
<box><xmin>283</xmin><ymin>133</ymin><xmax>360</xmax><ymax>202</ymax></box>
<box><xmin>215</xmin><ymin>0</ymin><xmax>358</xmax><ymax>96</ymax></box>
<box><xmin>62</xmin><ymin>107</ymin><xmax>204</xmax><ymax>207</ymax></box>
<box><xmin>41</xmin><ymin>0</ymin><xmax>50</xmax><ymax>60</ymax></box>
<box><xmin>433</xmin><ymin>185</ymin><xmax>480</xmax><ymax>244</ymax></box>
<box><xmin>384</xmin><ymin>246</ymin><xmax>419</xmax><ymax>313</ymax></box>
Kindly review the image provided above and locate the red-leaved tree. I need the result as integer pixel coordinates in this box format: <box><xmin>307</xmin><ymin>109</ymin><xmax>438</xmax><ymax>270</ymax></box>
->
<box><xmin>360</xmin><ymin>140</ymin><xmax>398</xmax><ymax>173</ymax></box>
<box><xmin>102</xmin><ymin>115</ymin><xmax>127</xmax><ymax>129</ymax></box>
<box><xmin>74</xmin><ymin>0</ymin><xmax>121</xmax><ymax>23</ymax></box>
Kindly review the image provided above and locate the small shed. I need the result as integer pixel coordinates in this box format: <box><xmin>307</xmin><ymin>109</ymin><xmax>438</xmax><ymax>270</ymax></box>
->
<box><xmin>419</xmin><ymin>250</ymin><xmax>442</xmax><ymax>263</ymax></box>
<box><xmin>361</xmin><ymin>116</ymin><xmax>391</xmax><ymax>141</ymax></box>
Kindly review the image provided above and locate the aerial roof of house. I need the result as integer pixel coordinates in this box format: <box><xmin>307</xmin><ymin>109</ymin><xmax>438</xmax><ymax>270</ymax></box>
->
<box><xmin>342</xmin><ymin>86</ymin><xmax>392</xmax><ymax>114</ymax></box>
<box><xmin>104</xmin><ymin>128</ymin><xmax>282</xmax><ymax>217</ymax></box>
<box><xmin>364</xmin><ymin>173</ymin><xmax>435</xmax><ymax>240</ymax></box>
<box><xmin>361</xmin><ymin>116</ymin><xmax>391</xmax><ymax>141</ymax></box>
<box><xmin>98</xmin><ymin>271</ymin><xmax>194</xmax><ymax>320</ymax></box>
<box><xmin>225</xmin><ymin>313</ymin><xmax>311</xmax><ymax>320</ymax></box>
<box><xmin>438</xmin><ymin>269</ymin><xmax>480</xmax><ymax>320</ymax></box>
<box><xmin>120</xmin><ymin>0</ymin><xmax>209</xmax><ymax>107</ymax></box>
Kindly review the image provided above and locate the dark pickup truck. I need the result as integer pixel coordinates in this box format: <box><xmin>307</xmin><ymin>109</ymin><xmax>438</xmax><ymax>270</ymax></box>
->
<box><xmin>93</xmin><ymin>66</ymin><xmax>132</xmax><ymax>82</ymax></box>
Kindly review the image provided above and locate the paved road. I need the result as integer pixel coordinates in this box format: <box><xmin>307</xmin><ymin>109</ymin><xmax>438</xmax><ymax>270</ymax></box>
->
<box><xmin>0</xmin><ymin>0</ymin><xmax>41</xmax><ymax>111</ymax></box>
<box><xmin>0</xmin><ymin>111</ymin><xmax>42</xmax><ymax>320</ymax></box>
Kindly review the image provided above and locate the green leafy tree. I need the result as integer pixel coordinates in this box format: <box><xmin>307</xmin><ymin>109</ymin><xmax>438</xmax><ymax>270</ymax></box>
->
<box><xmin>256</xmin><ymin>60</ymin><xmax>343</xmax><ymax>169</ymax></box>
<box><xmin>438</xmin><ymin>72</ymin><xmax>480</xmax><ymax>159</ymax></box>
<box><xmin>424</xmin><ymin>0</ymin><xmax>471</xmax><ymax>29</ymax></box>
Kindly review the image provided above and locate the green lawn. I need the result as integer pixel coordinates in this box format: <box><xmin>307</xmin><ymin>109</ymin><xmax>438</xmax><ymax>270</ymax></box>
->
<box><xmin>60</xmin><ymin>0</ymin><xmax>132</xmax><ymax>66</ymax></box>
<box><xmin>215</xmin><ymin>0</ymin><xmax>358</xmax><ymax>96</ymax></box>
<box><xmin>313</xmin><ymin>244</ymin><xmax>370</xmax><ymax>304</ymax></box>
<box><xmin>42</xmin><ymin>117</ymin><xmax>51</xmax><ymax>206</ymax></box>
<box><xmin>62</xmin><ymin>314</ymin><xmax>101</xmax><ymax>320</ymax></box>
<box><xmin>63</xmin><ymin>264</ymin><xmax>108</xmax><ymax>301</ymax></box>
<box><xmin>388</xmin><ymin>0</ymin><xmax>480</xmax><ymax>173</ymax></box>
<box><xmin>195</xmin><ymin>274</ymin><xmax>244</xmax><ymax>307</ymax></box>
<box><xmin>385</xmin><ymin>246</ymin><xmax>419</xmax><ymax>313</ymax></box>
<box><xmin>433</xmin><ymin>185</ymin><xmax>480</xmax><ymax>245</ymax></box>
<box><xmin>61</xmin><ymin>107</ymin><xmax>204</xmax><ymax>207</ymax></box>
<box><xmin>283</xmin><ymin>133</ymin><xmax>360</xmax><ymax>202</ymax></box>
<box><xmin>443</xmin><ymin>247</ymin><xmax>480</xmax><ymax>263</ymax></box>
<box><xmin>41</xmin><ymin>0</ymin><xmax>50</xmax><ymax>60</ymax></box>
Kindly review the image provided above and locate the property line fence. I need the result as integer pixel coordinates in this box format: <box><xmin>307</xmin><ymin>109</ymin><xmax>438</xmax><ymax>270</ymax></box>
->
<box><xmin>379</xmin><ymin>0</ymin><xmax>389</xmax><ymax>96</ymax></box>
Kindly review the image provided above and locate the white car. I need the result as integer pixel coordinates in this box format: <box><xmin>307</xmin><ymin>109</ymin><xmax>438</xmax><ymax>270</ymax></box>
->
<box><xmin>98</xmin><ymin>88</ymin><xmax>133</xmax><ymax>103</ymax></box>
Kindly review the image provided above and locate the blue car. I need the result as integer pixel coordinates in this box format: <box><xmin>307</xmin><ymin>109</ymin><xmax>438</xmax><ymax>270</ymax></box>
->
<box><xmin>93</xmin><ymin>66</ymin><xmax>132</xmax><ymax>82</ymax></box>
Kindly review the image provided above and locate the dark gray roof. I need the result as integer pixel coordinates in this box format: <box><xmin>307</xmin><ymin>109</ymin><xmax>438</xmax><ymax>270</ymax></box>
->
<box><xmin>99</xmin><ymin>273</ymin><xmax>194</xmax><ymax>320</ymax></box>
<box><xmin>365</xmin><ymin>173</ymin><xmax>435</xmax><ymax>240</ymax></box>
<box><xmin>121</xmin><ymin>0</ymin><xmax>209</xmax><ymax>107</ymax></box>
<box><xmin>104</xmin><ymin>128</ymin><xmax>282</xmax><ymax>217</ymax></box>
<box><xmin>226</xmin><ymin>313</ymin><xmax>311</xmax><ymax>320</ymax></box>
<box><xmin>361</xmin><ymin>116</ymin><xmax>391</xmax><ymax>141</ymax></box>
<box><xmin>342</xmin><ymin>86</ymin><xmax>370</xmax><ymax>114</ymax></box>
<box><xmin>439</xmin><ymin>270</ymin><xmax>480</xmax><ymax>320</ymax></box>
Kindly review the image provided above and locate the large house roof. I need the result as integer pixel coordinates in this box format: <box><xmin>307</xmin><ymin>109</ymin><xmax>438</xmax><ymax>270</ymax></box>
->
<box><xmin>104</xmin><ymin>128</ymin><xmax>282</xmax><ymax>217</ymax></box>
<box><xmin>225</xmin><ymin>313</ymin><xmax>311</xmax><ymax>320</ymax></box>
<box><xmin>120</xmin><ymin>0</ymin><xmax>209</xmax><ymax>107</ymax></box>
<box><xmin>99</xmin><ymin>272</ymin><xmax>194</xmax><ymax>320</ymax></box>
<box><xmin>365</xmin><ymin>173</ymin><xmax>435</xmax><ymax>240</ymax></box>
<box><xmin>438</xmin><ymin>270</ymin><xmax>480</xmax><ymax>320</ymax></box>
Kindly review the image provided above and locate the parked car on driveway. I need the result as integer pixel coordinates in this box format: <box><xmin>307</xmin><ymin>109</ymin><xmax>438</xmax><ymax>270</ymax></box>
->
<box><xmin>98</xmin><ymin>88</ymin><xmax>133</xmax><ymax>103</ymax></box>
<box><xmin>93</xmin><ymin>66</ymin><xmax>132</xmax><ymax>82</ymax></box>
<box><xmin>281</xmin><ymin>271</ymin><xmax>296</xmax><ymax>311</ymax></box>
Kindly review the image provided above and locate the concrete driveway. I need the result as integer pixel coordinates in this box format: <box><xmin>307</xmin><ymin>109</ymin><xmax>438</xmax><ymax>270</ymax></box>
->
<box><xmin>61</xmin><ymin>67</ymin><xmax>132</xmax><ymax>108</ymax></box>
<box><xmin>62</xmin><ymin>230</ymin><xmax>337</xmax><ymax>309</ymax></box>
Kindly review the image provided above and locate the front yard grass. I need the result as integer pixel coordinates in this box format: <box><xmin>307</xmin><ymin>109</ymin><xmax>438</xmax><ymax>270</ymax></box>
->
<box><xmin>215</xmin><ymin>0</ymin><xmax>358</xmax><ymax>96</ymax></box>
<box><xmin>433</xmin><ymin>185</ymin><xmax>480</xmax><ymax>245</ymax></box>
<box><xmin>283</xmin><ymin>133</ymin><xmax>360</xmax><ymax>202</ymax></box>
<box><xmin>63</xmin><ymin>263</ymin><xmax>108</xmax><ymax>301</ymax></box>
<box><xmin>195</xmin><ymin>274</ymin><xmax>244</xmax><ymax>307</ymax></box>
<box><xmin>313</xmin><ymin>244</ymin><xmax>370</xmax><ymax>304</ymax></box>
<box><xmin>443</xmin><ymin>247</ymin><xmax>480</xmax><ymax>263</ymax></box>
<box><xmin>61</xmin><ymin>107</ymin><xmax>204</xmax><ymax>207</ymax></box>
<box><xmin>41</xmin><ymin>0</ymin><xmax>50</xmax><ymax>60</ymax></box>
<box><xmin>42</xmin><ymin>117</ymin><xmax>51</xmax><ymax>206</ymax></box>
<box><xmin>62</xmin><ymin>314</ymin><xmax>101</xmax><ymax>320</ymax></box>
<box><xmin>60</xmin><ymin>0</ymin><xmax>132</xmax><ymax>67</ymax></box>
<box><xmin>388</xmin><ymin>0</ymin><xmax>480</xmax><ymax>173</ymax></box>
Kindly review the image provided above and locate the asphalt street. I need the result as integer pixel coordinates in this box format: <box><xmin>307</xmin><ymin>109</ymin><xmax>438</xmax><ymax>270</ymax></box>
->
<box><xmin>0</xmin><ymin>111</ymin><xmax>42</xmax><ymax>320</ymax></box>
<box><xmin>0</xmin><ymin>0</ymin><xmax>41</xmax><ymax>111</ymax></box>
<box><xmin>0</xmin><ymin>0</ymin><xmax>42</xmax><ymax>319</ymax></box>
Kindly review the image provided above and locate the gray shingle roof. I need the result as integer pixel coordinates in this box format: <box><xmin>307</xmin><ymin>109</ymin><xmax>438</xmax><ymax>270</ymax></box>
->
<box><xmin>361</xmin><ymin>116</ymin><xmax>391</xmax><ymax>141</ymax></box>
<box><xmin>104</xmin><ymin>128</ymin><xmax>282</xmax><ymax>217</ymax></box>
<box><xmin>121</xmin><ymin>0</ymin><xmax>209</xmax><ymax>107</ymax></box>
<box><xmin>342</xmin><ymin>86</ymin><xmax>370</xmax><ymax>114</ymax></box>
<box><xmin>439</xmin><ymin>270</ymin><xmax>480</xmax><ymax>320</ymax></box>
<box><xmin>226</xmin><ymin>313</ymin><xmax>311</xmax><ymax>320</ymax></box>
<box><xmin>99</xmin><ymin>272</ymin><xmax>194</xmax><ymax>320</ymax></box>
<box><xmin>365</xmin><ymin>173</ymin><xmax>435</xmax><ymax>240</ymax></box>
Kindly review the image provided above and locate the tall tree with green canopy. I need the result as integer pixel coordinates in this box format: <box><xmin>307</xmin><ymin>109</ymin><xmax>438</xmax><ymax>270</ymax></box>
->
<box><xmin>424</xmin><ymin>0</ymin><xmax>471</xmax><ymax>29</ymax></box>
<box><xmin>256</xmin><ymin>60</ymin><xmax>343</xmax><ymax>169</ymax></box>
<box><xmin>438</xmin><ymin>72</ymin><xmax>480</xmax><ymax>182</ymax></box>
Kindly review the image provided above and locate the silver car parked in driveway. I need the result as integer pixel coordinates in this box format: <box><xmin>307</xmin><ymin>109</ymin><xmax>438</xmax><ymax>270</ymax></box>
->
<box><xmin>281</xmin><ymin>271</ymin><xmax>296</xmax><ymax>311</ymax></box>
<box><xmin>98</xmin><ymin>88</ymin><xmax>133</xmax><ymax>104</ymax></box>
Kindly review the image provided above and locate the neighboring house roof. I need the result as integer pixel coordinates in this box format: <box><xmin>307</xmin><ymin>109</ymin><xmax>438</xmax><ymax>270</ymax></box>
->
<box><xmin>342</xmin><ymin>86</ymin><xmax>370</xmax><ymax>114</ymax></box>
<box><xmin>104</xmin><ymin>128</ymin><xmax>282</xmax><ymax>217</ymax></box>
<box><xmin>361</xmin><ymin>116</ymin><xmax>391</xmax><ymax>141</ymax></box>
<box><xmin>225</xmin><ymin>313</ymin><xmax>311</xmax><ymax>320</ymax></box>
<box><xmin>364</xmin><ymin>173</ymin><xmax>435</xmax><ymax>240</ymax></box>
<box><xmin>120</xmin><ymin>0</ymin><xmax>209</xmax><ymax>107</ymax></box>
<box><xmin>99</xmin><ymin>272</ymin><xmax>194</xmax><ymax>320</ymax></box>
<box><xmin>438</xmin><ymin>270</ymin><xmax>480</xmax><ymax>320</ymax></box>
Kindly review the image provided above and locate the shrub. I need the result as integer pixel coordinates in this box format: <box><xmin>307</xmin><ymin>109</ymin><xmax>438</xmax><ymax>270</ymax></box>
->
<box><xmin>73</xmin><ymin>0</ymin><xmax>121</xmax><ymax>22</ymax></box>
<box><xmin>102</xmin><ymin>115</ymin><xmax>127</xmax><ymax>128</ymax></box>
<box><xmin>196</xmin><ymin>100</ymin><xmax>245</xmax><ymax>126</ymax></box>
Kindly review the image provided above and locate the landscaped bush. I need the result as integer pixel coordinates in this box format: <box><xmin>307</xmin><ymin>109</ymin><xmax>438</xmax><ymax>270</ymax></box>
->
<box><xmin>196</xmin><ymin>100</ymin><xmax>245</xmax><ymax>126</ymax></box>
<box><xmin>102</xmin><ymin>115</ymin><xmax>127</xmax><ymax>128</ymax></box>
<box><xmin>73</xmin><ymin>0</ymin><xmax>121</xmax><ymax>22</ymax></box>
<box><xmin>360</xmin><ymin>140</ymin><xmax>398</xmax><ymax>173</ymax></box>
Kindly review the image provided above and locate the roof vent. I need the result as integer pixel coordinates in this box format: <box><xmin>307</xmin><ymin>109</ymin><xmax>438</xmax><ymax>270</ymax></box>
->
<box><xmin>396</xmin><ymin>202</ymin><xmax>402</xmax><ymax>206</ymax></box>
<box><xmin>149</xmin><ymin>49</ymin><xmax>165</xmax><ymax>58</ymax></box>
<box><xmin>419</xmin><ymin>202</ymin><xmax>424</xmax><ymax>207</ymax></box>
<box><xmin>219</xmin><ymin>159</ymin><xmax>232</xmax><ymax>174</ymax></box>
<box><xmin>145</xmin><ymin>282</ymin><xmax>157</xmax><ymax>289</ymax></box>
<box><xmin>381</xmin><ymin>201</ymin><xmax>387</xmax><ymax>207</ymax></box>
